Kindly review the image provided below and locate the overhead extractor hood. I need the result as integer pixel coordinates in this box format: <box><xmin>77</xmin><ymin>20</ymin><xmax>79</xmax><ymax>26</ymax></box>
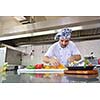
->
<box><xmin>0</xmin><ymin>16</ymin><xmax>100</xmax><ymax>41</ymax></box>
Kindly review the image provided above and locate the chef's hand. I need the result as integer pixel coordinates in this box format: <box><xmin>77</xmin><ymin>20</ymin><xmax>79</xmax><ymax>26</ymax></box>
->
<box><xmin>49</xmin><ymin>57</ymin><xmax>60</xmax><ymax>66</ymax></box>
<box><xmin>67</xmin><ymin>56</ymin><xmax>75</xmax><ymax>63</ymax></box>
<box><xmin>67</xmin><ymin>55</ymin><xmax>81</xmax><ymax>63</ymax></box>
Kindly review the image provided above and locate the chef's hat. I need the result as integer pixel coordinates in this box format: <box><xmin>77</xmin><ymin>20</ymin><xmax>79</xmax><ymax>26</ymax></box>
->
<box><xmin>54</xmin><ymin>28</ymin><xmax>72</xmax><ymax>40</ymax></box>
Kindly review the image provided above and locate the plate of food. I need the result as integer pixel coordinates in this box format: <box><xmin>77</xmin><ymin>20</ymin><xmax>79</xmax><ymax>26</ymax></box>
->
<box><xmin>65</xmin><ymin>66</ymin><xmax>95</xmax><ymax>70</ymax></box>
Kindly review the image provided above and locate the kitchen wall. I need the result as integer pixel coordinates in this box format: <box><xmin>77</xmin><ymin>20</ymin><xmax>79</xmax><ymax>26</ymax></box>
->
<box><xmin>18</xmin><ymin>44</ymin><xmax>51</xmax><ymax>65</ymax></box>
<box><xmin>18</xmin><ymin>39</ymin><xmax>100</xmax><ymax>65</ymax></box>
<box><xmin>75</xmin><ymin>40</ymin><xmax>100</xmax><ymax>59</ymax></box>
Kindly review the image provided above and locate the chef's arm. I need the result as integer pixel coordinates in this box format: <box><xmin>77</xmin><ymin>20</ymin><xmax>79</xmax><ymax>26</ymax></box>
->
<box><xmin>43</xmin><ymin>56</ymin><xmax>60</xmax><ymax>66</ymax></box>
<box><xmin>67</xmin><ymin>55</ymin><xmax>81</xmax><ymax>63</ymax></box>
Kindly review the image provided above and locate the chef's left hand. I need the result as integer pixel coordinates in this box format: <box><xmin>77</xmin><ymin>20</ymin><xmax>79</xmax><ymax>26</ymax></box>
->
<box><xmin>67</xmin><ymin>56</ymin><xmax>75</xmax><ymax>63</ymax></box>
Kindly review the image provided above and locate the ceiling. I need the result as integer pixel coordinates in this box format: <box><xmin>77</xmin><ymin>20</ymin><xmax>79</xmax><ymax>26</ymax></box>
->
<box><xmin>0</xmin><ymin>16</ymin><xmax>100</xmax><ymax>46</ymax></box>
<box><xmin>0</xmin><ymin>16</ymin><xmax>66</xmax><ymax>35</ymax></box>
<box><xmin>0</xmin><ymin>16</ymin><xmax>66</xmax><ymax>29</ymax></box>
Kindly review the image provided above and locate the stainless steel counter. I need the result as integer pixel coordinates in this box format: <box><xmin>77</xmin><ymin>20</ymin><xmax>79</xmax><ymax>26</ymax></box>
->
<box><xmin>1</xmin><ymin>68</ymin><xmax>100</xmax><ymax>83</ymax></box>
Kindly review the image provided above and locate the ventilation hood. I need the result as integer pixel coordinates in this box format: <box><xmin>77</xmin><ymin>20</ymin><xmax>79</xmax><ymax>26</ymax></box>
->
<box><xmin>0</xmin><ymin>16</ymin><xmax>100</xmax><ymax>41</ymax></box>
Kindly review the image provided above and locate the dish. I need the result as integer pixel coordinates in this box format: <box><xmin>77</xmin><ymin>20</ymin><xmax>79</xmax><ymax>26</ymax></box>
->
<box><xmin>65</xmin><ymin>66</ymin><xmax>95</xmax><ymax>70</ymax></box>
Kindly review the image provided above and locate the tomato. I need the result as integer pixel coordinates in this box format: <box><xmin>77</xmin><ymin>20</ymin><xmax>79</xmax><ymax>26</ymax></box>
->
<box><xmin>35</xmin><ymin>64</ymin><xmax>43</xmax><ymax>69</ymax></box>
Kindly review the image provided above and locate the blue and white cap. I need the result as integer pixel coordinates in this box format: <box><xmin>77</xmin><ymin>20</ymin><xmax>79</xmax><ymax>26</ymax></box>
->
<box><xmin>54</xmin><ymin>28</ymin><xmax>72</xmax><ymax>40</ymax></box>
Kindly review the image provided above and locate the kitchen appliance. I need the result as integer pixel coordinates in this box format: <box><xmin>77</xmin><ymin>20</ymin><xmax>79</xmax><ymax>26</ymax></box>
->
<box><xmin>0</xmin><ymin>47</ymin><xmax>22</xmax><ymax>67</ymax></box>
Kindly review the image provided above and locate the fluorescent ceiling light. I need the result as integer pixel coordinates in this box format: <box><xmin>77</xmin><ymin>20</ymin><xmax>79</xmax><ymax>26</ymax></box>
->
<box><xmin>0</xmin><ymin>30</ymin><xmax>56</xmax><ymax>41</ymax></box>
<box><xmin>70</xmin><ymin>26</ymin><xmax>82</xmax><ymax>31</ymax></box>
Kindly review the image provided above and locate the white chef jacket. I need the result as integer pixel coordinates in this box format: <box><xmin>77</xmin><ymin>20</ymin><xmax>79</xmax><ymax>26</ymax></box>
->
<box><xmin>44</xmin><ymin>41</ymin><xmax>80</xmax><ymax>66</ymax></box>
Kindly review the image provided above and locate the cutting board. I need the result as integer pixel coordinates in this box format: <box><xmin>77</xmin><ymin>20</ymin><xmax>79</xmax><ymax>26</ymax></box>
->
<box><xmin>64</xmin><ymin>69</ymin><xmax>98</xmax><ymax>75</ymax></box>
<box><xmin>65</xmin><ymin>74</ymin><xmax>98</xmax><ymax>79</ymax></box>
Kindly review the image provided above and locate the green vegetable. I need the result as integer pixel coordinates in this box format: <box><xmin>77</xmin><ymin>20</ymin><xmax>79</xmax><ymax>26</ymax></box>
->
<box><xmin>3</xmin><ymin>62</ymin><xmax>8</xmax><ymax>68</ymax></box>
<box><xmin>84</xmin><ymin>59</ymin><xmax>89</xmax><ymax>68</ymax></box>
<box><xmin>26</xmin><ymin>65</ymin><xmax>35</xmax><ymax>69</ymax></box>
<box><xmin>84</xmin><ymin>63</ymin><xmax>87</xmax><ymax>68</ymax></box>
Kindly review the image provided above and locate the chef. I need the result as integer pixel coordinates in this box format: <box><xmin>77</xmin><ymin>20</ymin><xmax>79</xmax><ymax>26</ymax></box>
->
<box><xmin>43</xmin><ymin>28</ymin><xmax>81</xmax><ymax>66</ymax></box>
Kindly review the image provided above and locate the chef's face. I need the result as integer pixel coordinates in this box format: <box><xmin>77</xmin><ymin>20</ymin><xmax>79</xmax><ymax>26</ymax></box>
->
<box><xmin>59</xmin><ymin>38</ymin><xmax>69</xmax><ymax>48</ymax></box>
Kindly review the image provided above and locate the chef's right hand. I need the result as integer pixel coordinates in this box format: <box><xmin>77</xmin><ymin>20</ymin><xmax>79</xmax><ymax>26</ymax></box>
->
<box><xmin>49</xmin><ymin>57</ymin><xmax>60</xmax><ymax>66</ymax></box>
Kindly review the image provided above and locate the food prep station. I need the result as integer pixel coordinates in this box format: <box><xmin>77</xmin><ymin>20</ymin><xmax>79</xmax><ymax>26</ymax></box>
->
<box><xmin>0</xmin><ymin>61</ymin><xmax>100</xmax><ymax>83</ymax></box>
<box><xmin>1</xmin><ymin>16</ymin><xmax>100</xmax><ymax>83</ymax></box>
<box><xmin>0</xmin><ymin>67</ymin><xmax>100</xmax><ymax>83</ymax></box>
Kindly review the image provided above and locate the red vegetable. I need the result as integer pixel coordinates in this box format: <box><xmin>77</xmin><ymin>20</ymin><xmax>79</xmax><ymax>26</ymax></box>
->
<box><xmin>35</xmin><ymin>64</ymin><xmax>43</xmax><ymax>69</ymax></box>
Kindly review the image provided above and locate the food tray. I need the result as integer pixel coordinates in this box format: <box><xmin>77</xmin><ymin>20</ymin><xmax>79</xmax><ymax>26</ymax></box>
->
<box><xmin>66</xmin><ymin>66</ymin><xmax>95</xmax><ymax>70</ymax></box>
